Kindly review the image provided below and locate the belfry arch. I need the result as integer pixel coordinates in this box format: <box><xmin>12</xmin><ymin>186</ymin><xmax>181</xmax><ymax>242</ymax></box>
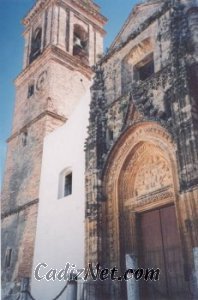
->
<box><xmin>102</xmin><ymin>122</ymin><xmax>189</xmax><ymax>299</ymax></box>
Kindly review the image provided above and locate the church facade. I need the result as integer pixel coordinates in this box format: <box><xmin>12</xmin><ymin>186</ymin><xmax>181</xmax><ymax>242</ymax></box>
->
<box><xmin>85</xmin><ymin>0</ymin><xmax>198</xmax><ymax>299</ymax></box>
<box><xmin>1</xmin><ymin>0</ymin><xmax>198</xmax><ymax>300</ymax></box>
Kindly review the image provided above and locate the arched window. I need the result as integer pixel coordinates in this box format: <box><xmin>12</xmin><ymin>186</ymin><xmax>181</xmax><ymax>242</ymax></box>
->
<box><xmin>73</xmin><ymin>24</ymin><xmax>89</xmax><ymax>64</ymax></box>
<box><xmin>122</xmin><ymin>38</ymin><xmax>154</xmax><ymax>94</ymax></box>
<box><xmin>29</xmin><ymin>27</ymin><xmax>42</xmax><ymax>63</ymax></box>
<box><xmin>58</xmin><ymin>168</ymin><xmax>73</xmax><ymax>199</ymax></box>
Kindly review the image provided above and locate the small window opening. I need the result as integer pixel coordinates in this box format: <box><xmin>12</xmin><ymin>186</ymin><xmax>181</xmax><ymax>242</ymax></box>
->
<box><xmin>22</xmin><ymin>131</ymin><xmax>28</xmax><ymax>147</ymax></box>
<box><xmin>134</xmin><ymin>53</ymin><xmax>154</xmax><ymax>81</ymax></box>
<box><xmin>64</xmin><ymin>173</ymin><xmax>72</xmax><ymax>197</ymax></box>
<box><xmin>29</xmin><ymin>28</ymin><xmax>42</xmax><ymax>64</ymax></box>
<box><xmin>5</xmin><ymin>248</ymin><xmax>12</xmax><ymax>268</ymax></box>
<box><xmin>28</xmin><ymin>84</ymin><xmax>34</xmax><ymax>98</ymax></box>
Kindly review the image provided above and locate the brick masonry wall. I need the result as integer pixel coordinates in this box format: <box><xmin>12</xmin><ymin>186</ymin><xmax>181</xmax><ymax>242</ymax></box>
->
<box><xmin>1</xmin><ymin>204</ymin><xmax>38</xmax><ymax>297</ymax></box>
<box><xmin>1</xmin><ymin>0</ymin><xmax>106</xmax><ymax>296</ymax></box>
<box><xmin>2</xmin><ymin>117</ymin><xmax>46</xmax><ymax>212</ymax></box>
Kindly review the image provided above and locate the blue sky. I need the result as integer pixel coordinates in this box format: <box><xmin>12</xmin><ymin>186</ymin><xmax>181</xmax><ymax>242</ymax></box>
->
<box><xmin>0</xmin><ymin>0</ymin><xmax>139</xmax><ymax>183</ymax></box>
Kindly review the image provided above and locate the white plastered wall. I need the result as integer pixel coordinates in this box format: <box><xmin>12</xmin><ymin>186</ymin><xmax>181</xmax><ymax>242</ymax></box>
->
<box><xmin>31</xmin><ymin>88</ymin><xmax>91</xmax><ymax>300</ymax></box>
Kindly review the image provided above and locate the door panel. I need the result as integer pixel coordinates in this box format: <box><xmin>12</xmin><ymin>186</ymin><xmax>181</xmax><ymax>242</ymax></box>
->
<box><xmin>138</xmin><ymin>205</ymin><xmax>190</xmax><ymax>300</ymax></box>
<box><xmin>139</xmin><ymin>209</ymin><xmax>168</xmax><ymax>298</ymax></box>
<box><xmin>160</xmin><ymin>206</ymin><xmax>188</xmax><ymax>298</ymax></box>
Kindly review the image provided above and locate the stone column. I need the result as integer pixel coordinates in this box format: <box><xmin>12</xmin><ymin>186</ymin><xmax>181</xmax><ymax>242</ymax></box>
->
<box><xmin>188</xmin><ymin>5</ymin><xmax>198</xmax><ymax>59</ymax></box>
<box><xmin>79</xmin><ymin>280</ymin><xmax>104</xmax><ymax>300</ymax></box>
<box><xmin>95</xmin><ymin>31</ymin><xmax>103</xmax><ymax>63</ymax></box>
<box><xmin>125</xmin><ymin>253</ymin><xmax>140</xmax><ymax>300</ymax></box>
<box><xmin>77</xmin><ymin>280</ymin><xmax>84</xmax><ymax>300</ymax></box>
<box><xmin>45</xmin><ymin>6</ymin><xmax>53</xmax><ymax>46</ymax></box>
<box><xmin>69</xmin><ymin>11</ymin><xmax>74</xmax><ymax>55</ymax></box>
<box><xmin>192</xmin><ymin>247</ymin><xmax>198</xmax><ymax>299</ymax></box>
<box><xmin>23</xmin><ymin>31</ymin><xmax>30</xmax><ymax>69</ymax></box>
<box><xmin>88</xmin><ymin>24</ymin><xmax>94</xmax><ymax>66</ymax></box>
<box><xmin>41</xmin><ymin>11</ymin><xmax>45</xmax><ymax>52</ymax></box>
<box><xmin>19</xmin><ymin>278</ymin><xmax>29</xmax><ymax>300</ymax></box>
<box><xmin>57</xmin><ymin>6</ymin><xmax>67</xmax><ymax>50</ymax></box>
<box><xmin>65</xmin><ymin>280</ymin><xmax>77</xmax><ymax>300</ymax></box>
<box><xmin>52</xmin><ymin>5</ymin><xmax>59</xmax><ymax>46</ymax></box>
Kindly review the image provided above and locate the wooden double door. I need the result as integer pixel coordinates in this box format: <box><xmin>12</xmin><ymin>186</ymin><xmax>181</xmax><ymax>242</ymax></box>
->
<box><xmin>138</xmin><ymin>205</ymin><xmax>191</xmax><ymax>300</ymax></box>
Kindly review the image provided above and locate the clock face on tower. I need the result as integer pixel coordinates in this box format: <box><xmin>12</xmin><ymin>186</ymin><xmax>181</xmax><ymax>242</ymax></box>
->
<box><xmin>36</xmin><ymin>70</ymin><xmax>48</xmax><ymax>91</ymax></box>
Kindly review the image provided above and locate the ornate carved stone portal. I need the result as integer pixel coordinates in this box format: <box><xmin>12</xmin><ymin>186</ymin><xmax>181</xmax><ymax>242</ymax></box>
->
<box><xmin>120</xmin><ymin>143</ymin><xmax>172</xmax><ymax>199</ymax></box>
<box><xmin>101</xmin><ymin>122</ymin><xmax>190</xmax><ymax>298</ymax></box>
<box><xmin>103</xmin><ymin>122</ymin><xmax>178</xmax><ymax>268</ymax></box>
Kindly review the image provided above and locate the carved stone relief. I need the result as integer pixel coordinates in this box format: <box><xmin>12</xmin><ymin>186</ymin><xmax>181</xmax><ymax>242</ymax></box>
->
<box><xmin>102</xmin><ymin>123</ymin><xmax>177</xmax><ymax>267</ymax></box>
<box><xmin>134</xmin><ymin>157</ymin><xmax>171</xmax><ymax>196</ymax></box>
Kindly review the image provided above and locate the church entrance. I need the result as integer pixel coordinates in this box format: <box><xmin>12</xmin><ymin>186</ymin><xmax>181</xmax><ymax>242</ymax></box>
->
<box><xmin>103</xmin><ymin>123</ymin><xmax>192</xmax><ymax>300</ymax></box>
<box><xmin>138</xmin><ymin>205</ymin><xmax>190</xmax><ymax>300</ymax></box>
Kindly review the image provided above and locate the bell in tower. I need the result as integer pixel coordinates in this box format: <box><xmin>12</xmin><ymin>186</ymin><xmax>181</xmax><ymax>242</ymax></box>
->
<box><xmin>73</xmin><ymin>24</ymin><xmax>89</xmax><ymax>64</ymax></box>
<box><xmin>22</xmin><ymin>0</ymin><xmax>106</xmax><ymax>68</ymax></box>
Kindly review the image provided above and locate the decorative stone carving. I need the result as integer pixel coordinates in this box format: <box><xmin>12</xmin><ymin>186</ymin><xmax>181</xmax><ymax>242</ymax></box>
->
<box><xmin>36</xmin><ymin>70</ymin><xmax>47</xmax><ymax>91</ymax></box>
<box><xmin>85</xmin><ymin>3</ymin><xmax>198</xmax><ymax>298</ymax></box>
<box><xmin>133</xmin><ymin>154</ymin><xmax>172</xmax><ymax>197</ymax></box>
<box><xmin>125</xmin><ymin>37</ymin><xmax>154</xmax><ymax>66</ymax></box>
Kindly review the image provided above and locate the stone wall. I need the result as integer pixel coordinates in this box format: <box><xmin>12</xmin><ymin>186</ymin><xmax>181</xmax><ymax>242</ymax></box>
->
<box><xmin>1</xmin><ymin>203</ymin><xmax>38</xmax><ymax>299</ymax></box>
<box><xmin>85</xmin><ymin>1</ymin><xmax>198</xmax><ymax>298</ymax></box>
<box><xmin>1</xmin><ymin>0</ymin><xmax>106</xmax><ymax>298</ymax></box>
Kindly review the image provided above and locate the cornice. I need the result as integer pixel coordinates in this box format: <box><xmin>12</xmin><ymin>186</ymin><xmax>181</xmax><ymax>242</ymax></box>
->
<box><xmin>23</xmin><ymin>0</ymin><xmax>107</xmax><ymax>27</ymax></box>
<box><xmin>23</xmin><ymin>0</ymin><xmax>51</xmax><ymax>26</ymax></box>
<box><xmin>109</xmin><ymin>1</ymin><xmax>161</xmax><ymax>51</ymax></box>
<box><xmin>58</xmin><ymin>1</ymin><xmax>106</xmax><ymax>35</ymax></box>
<box><xmin>100</xmin><ymin>1</ymin><xmax>170</xmax><ymax>65</ymax></box>
<box><xmin>1</xmin><ymin>198</ymin><xmax>39</xmax><ymax>219</ymax></box>
<box><xmin>50</xmin><ymin>45</ymin><xmax>93</xmax><ymax>78</ymax></box>
<box><xmin>66</xmin><ymin>0</ymin><xmax>107</xmax><ymax>24</ymax></box>
<box><xmin>15</xmin><ymin>46</ymin><xmax>53</xmax><ymax>85</ymax></box>
<box><xmin>15</xmin><ymin>45</ymin><xmax>93</xmax><ymax>86</ymax></box>
<box><xmin>7</xmin><ymin>111</ymin><xmax>67</xmax><ymax>143</ymax></box>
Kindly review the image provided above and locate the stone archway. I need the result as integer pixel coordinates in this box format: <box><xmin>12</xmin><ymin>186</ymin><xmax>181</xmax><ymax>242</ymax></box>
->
<box><xmin>102</xmin><ymin>122</ymin><xmax>188</xmax><ymax>299</ymax></box>
<box><xmin>119</xmin><ymin>142</ymin><xmax>173</xmax><ymax>201</ymax></box>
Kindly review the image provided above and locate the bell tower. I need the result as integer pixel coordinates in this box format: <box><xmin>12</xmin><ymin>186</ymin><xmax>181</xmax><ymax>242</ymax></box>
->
<box><xmin>1</xmin><ymin>0</ymin><xmax>106</xmax><ymax>297</ymax></box>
